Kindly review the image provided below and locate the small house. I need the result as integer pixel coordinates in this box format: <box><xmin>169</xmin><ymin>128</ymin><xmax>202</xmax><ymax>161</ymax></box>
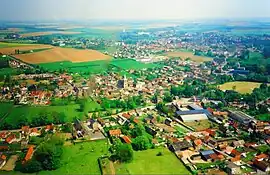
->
<box><xmin>109</xmin><ymin>129</ymin><xmax>121</xmax><ymax>137</ymax></box>
<box><xmin>169</xmin><ymin>141</ymin><xmax>193</xmax><ymax>153</ymax></box>
<box><xmin>226</xmin><ymin>162</ymin><xmax>241</xmax><ymax>175</ymax></box>
<box><xmin>0</xmin><ymin>155</ymin><xmax>7</xmax><ymax>169</ymax></box>
<box><xmin>253</xmin><ymin>160</ymin><xmax>270</xmax><ymax>172</ymax></box>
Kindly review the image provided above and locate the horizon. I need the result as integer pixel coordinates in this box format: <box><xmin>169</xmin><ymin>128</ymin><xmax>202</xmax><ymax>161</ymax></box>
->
<box><xmin>0</xmin><ymin>0</ymin><xmax>270</xmax><ymax>21</ymax></box>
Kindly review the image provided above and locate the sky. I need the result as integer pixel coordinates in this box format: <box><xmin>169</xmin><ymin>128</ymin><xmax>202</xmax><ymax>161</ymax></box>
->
<box><xmin>0</xmin><ymin>0</ymin><xmax>270</xmax><ymax>21</ymax></box>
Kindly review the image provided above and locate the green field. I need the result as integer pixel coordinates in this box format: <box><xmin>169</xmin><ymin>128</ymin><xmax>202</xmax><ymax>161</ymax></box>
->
<box><xmin>256</xmin><ymin>113</ymin><xmax>270</xmax><ymax>121</ymax></box>
<box><xmin>0</xmin><ymin>42</ymin><xmax>31</xmax><ymax>48</ymax></box>
<box><xmin>39</xmin><ymin>140</ymin><xmax>108</xmax><ymax>175</ymax></box>
<box><xmin>219</xmin><ymin>81</ymin><xmax>263</xmax><ymax>94</ymax></box>
<box><xmin>0</xmin><ymin>99</ymin><xmax>101</xmax><ymax>129</ymax></box>
<box><xmin>111</xmin><ymin>59</ymin><xmax>160</xmax><ymax>70</ymax></box>
<box><xmin>115</xmin><ymin>147</ymin><xmax>190</xmax><ymax>175</ymax></box>
<box><xmin>0</xmin><ymin>140</ymin><xmax>108</xmax><ymax>175</ymax></box>
<box><xmin>39</xmin><ymin>59</ymin><xmax>160</xmax><ymax>74</ymax></box>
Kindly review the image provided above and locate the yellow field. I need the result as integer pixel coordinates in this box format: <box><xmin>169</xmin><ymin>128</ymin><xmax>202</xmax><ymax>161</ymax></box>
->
<box><xmin>219</xmin><ymin>81</ymin><xmax>263</xmax><ymax>94</ymax></box>
<box><xmin>14</xmin><ymin>47</ymin><xmax>111</xmax><ymax>64</ymax></box>
<box><xmin>166</xmin><ymin>51</ymin><xmax>213</xmax><ymax>63</ymax></box>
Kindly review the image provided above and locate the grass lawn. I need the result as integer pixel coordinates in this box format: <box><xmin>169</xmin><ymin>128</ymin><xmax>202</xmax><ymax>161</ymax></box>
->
<box><xmin>219</xmin><ymin>81</ymin><xmax>263</xmax><ymax>94</ymax></box>
<box><xmin>0</xmin><ymin>68</ymin><xmax>20</xmax><ymax>77</ymax></box>
<box><xmin>115</xmin><ymin>147</ymin><xmax>190</xmax><ymax>174</ymax></box>
<box><xmin>256</xmin><ymin>145</ymin><xmax>270</xmax><ymax>153</ymax></box>
<box><xmin>256</xmin><ymin>113</ymin><xmax>270</xmax><ymax>122</ymax></box>
<box><xmin>242</xmin><ymin>152</ymin><xmax>256</xmax><ymax>162</ymax></box>
<box><xmin>185</xmin><ymin>120</ymin><xmax>211</xmax><ymax>131</ymax></box>
<box><xmin>38</xmin><ymin>140</ymin><xmax>108</xmax><ymax>175</ymax></box>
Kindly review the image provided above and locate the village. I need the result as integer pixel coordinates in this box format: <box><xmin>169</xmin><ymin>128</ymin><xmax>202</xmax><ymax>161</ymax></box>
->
<box><xmin>0</xmin><ymin>53</ymin><xmax>269</xmax><ymax>175</ymax></box>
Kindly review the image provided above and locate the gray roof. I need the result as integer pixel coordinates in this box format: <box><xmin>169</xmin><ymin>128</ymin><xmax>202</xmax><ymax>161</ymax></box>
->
<box><xmin>176</xmin><ymin>109</ymin><xmax>212</xmax><ymax>116</ymax></box>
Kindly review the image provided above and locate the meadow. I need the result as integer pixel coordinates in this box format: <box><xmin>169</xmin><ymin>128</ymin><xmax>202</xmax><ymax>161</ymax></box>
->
<box><xmin>219</xmin><ymin>81</ymin><xmax>263</xmax><ymax>94</ymax></box>
<box><xmin>0</xmin><ymin>99</ymin><xmax>101</xmax><ymax>129</ymax></box>
<box><xmin>39</xmin><ymin>59</ymin><xmax>160</xmax><ymax>74</ymax></box>
<box><xmin>115</xmin><ymin>147</ymin><xmax>190</xmax><ymax>174</ymax></box>
<box><xmin>38</xmin><ymin>140</ymin><xmax>108</xmax><ymax>175</ymax></box>
<box><xmin>166</xmin><ymin>51</ymin><xmax>213</xmax><ymax>63</ymax></box>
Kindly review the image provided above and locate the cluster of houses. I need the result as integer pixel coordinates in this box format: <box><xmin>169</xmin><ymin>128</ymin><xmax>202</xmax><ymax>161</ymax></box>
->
<box><xmin>0</xmin><ymin>124</ymin><xmax>55</xmax><ymax>170</ymax></box>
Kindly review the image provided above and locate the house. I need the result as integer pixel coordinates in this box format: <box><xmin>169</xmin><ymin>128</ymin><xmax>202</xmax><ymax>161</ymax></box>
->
<box><xmin>23</xmin><ymin>146</ymin><xmax>34</xmax><ymax>163</ymax></box>
<box><xmin>45</xmin><ymin>124</ymin><xmax>55</xmax><ymax>132</ymax></box>
<box><xmin>231</xmin><ymin>155</ymin><xmax>241</xmax><ymax>164</ymax></box>
<box><xmin>121</xmin><ymin>136</ymin><xmax>132</xmax><ymax>144</ymax></box>
<box><xmin>226</xmin><ymin>162</ymin><xmax>242</xmax><ymax>175</ymax></box>
<box><xmin>256</xmin><ymin>154</ymin><xmax>268</xmax><ymax>161</ymax></box>
<box><xmin>230</xmin><ymin>149</ymin><xmax>241</xmax><ymax>157</ymax></box>
<box><xmin>109</xmin><ymin>129</ymin><xmax>121</xmax><ymax>137</ymax></box>
<box><xmin>200</xmin><ymin>150</ymin><xmax>216</xmax><ymax>161</ymax></box>
<box><xmin>0</xmin><ymin>155</ymin><xmax>7</xmax><ymax>169</ymax></box>
<box><xmin>205</xmin><ymin>129</ymin><xmax>216</xmax><ymax>137</ymax></box>
<box><xmin>165</xmin><ymin>118</ymin><xmax>173</xmax><ymax>127</ymax></box>
<box><xmin>5</xmin><ymin>134</ymin><xmax>16</xmax><ymax>144</ymax></box>
<box><xmin>193</xmin><ymin>139</ymin><xmax>203</xmax><ymax>148</ymax></box>
<box><xmin>169</xmin><ymin>141</ymin><xmax>193</xmax><ymax>152</ymax></box>
<box><xmin>0</xmin><ymin>132</ymin><xmax>7</xmax><ymax>141</ymax></box>
<box><xmin>145</xmin><ymin>126</ymin><xmax>157</xmax><ymax>137</ymax></box>
<box><xmin>21</xmin><ymin>126</ymin><xmax>30</xmax><ymax>135</ymax></box>
<box><xmin>253</xmin><ymin>160</ymin><xmax>270</xmax><ymax>172</ymax></box>
<box><xmin>30</xmin><ymin>128</ymin><xmax>40</xmax><ymax>137</ymax></box>
<box><xmin>232</xmin><ymin>140</ymin><xmax>245</xmax><ymax>147</ymax></box>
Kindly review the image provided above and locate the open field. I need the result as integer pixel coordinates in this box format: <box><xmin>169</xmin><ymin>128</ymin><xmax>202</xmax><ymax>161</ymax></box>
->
<box><xmin>219</xmin><ymin>81</ymin><xmax>263</xmax><ymax>94</ymax></box>
<box><xmin>14</xmin><ymin>47</ymin><xmax>111</xmax><ymax>64</ymax></box>
<box><xmin>115</xmin><ymin>147</ymin><xmax>190</xmax><ymax>174</ymax></box>
<box><xmin>185</xmin><ymin>120</ymin><xmax>212</xmax><ymax>131</ymax></box>
<box><xmin>0</xmin><ymin>44</ymin><xmax>53</xmax><ymax>55</ymax></box>
<box><xmin>20</xmin><ymin>31</ymin><xmax>82</xmax><ymax>37</ymax></box>
<box><xmin>0</xmin><ymin>42</ymin><xmax>33</xmax><ymax>48</ymax></box>
<box><xmin>166</xmin><ymin>51</ymin><xmax>213</xmax><ymax>63</ymax></box>
<box><xmin>111</xmin><ymin>59</ymin><xmax>160</xmax><ymax>70</ymax></box>
<box><xmin>0</xmin><ymin>140</ymin><xmax>108</xmax><ymax>175</ymax></box>
<box><xmin>39</xmin><ymin>59</ymin><xmax>160</xmax><ymax>74</ymax></box>
<box><xmin>0</xmin><ymin>100</ymin><xmax>100</xmax><ymax>129</ymax></box>
<box><xmin>38</xmin><ymin>140</ymin><xmax>108</xmax><ymax>175</ymax></box>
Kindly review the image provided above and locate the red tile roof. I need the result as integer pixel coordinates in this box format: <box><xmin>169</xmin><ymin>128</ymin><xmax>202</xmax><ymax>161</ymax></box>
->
<box><xmin>5</xmin><ymin>134</ymin><xmax>16</xmax><ymax>144</ymax></box>
<box><xmin>24</xmin><ymin>146</ymin><xmax>34</xmax><ymax>162</ymax></box>
<box><xmin>231</xmin><ymin>155</ymin><xmax>241</xmax><ymax>162</ymax></box>
<box><xmin>21</xmin><ymin>126</ymin><xmax>30</xmax><ymax>133</ymax></box>
<box><xmin>194</xmin><ymin>139</ymin><xmax>203</xmax><ymax>146</ymax></box>
<box><xmin>0</xmin><ymin>132</ymin><xmax>7</xmax><ymax>139</ymax></box>
<box><xmin>231</xmin><ymin>149</ymin><xmax>241</xmax><ymax>157</ymax></box>
<box><xmin>205</xmin><ymin>129</ymin><xmax>216</xmax><ymax>137</ymax></box>
<box><xmin>122</xmin><ymin>136</ymin><xmax>132</xmax><ymax>144</ymax></box>
<box><xmin>256</xmin><ymin>154</ymin><xmax>268</xmax><ymax>160</ymax></box>
<box><xmin>109</xmin><ymin>129</ymin><xmax>121</xmax><ymax>137</ymax></box>
<box><xmin>122</xmin><ymin>113</ymin><xmax>131</xmax><ymax>119</ymax></box>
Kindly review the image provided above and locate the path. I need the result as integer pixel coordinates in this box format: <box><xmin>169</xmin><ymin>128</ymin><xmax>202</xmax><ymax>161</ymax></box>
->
<box><xmin>109</xmin><ymin>161</ymin><xmax>115</xmax><ymax>175</ymax></box>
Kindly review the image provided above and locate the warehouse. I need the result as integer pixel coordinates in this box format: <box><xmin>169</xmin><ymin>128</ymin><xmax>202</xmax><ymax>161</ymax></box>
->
<box><xmin>228</xmin><ymin>110</ymin><xmax>255</xmax><ymax>125</ymax></box>
<box><xmin>178</xmin><ymin>113</ymin><xmax>208</xmax><ymax>122</ymax></box>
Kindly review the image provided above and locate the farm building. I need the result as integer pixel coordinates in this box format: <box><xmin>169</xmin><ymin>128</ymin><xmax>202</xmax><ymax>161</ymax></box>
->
<box><xmin>228</xmin><ymin>110</ymin><xmax>255</xmax><ymax>125</ymax></box>
<box><xmin>169</xmin><ymin>141</ymin><xmax>193</xmax><ymax>152</ymax></box>
<box><xmin>178</xmin><ymin>113</ymin><xmax>208</xmax><ymax>122</ymax></box>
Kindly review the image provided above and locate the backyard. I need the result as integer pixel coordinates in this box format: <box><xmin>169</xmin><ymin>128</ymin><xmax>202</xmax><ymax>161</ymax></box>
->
<box><xmin>115</xmin><ymin>147</ymin><xmax>190</xmax><ymax>174</ymax></box>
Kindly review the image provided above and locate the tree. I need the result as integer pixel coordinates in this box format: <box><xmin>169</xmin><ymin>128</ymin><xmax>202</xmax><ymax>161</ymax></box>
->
<box><xmin>132</xmin><ymin>135</ymin><xmax>152</xmax><ymax>151</ymax></box>
<box><xmin>16</xmin><ymin>158</ymin><xmax>42</xmax><ymax>173</ymax></box>
<box><xmin>115</xmin><ymin>144</ymin><xmax>133</xmax><ymax>162</ymax></box>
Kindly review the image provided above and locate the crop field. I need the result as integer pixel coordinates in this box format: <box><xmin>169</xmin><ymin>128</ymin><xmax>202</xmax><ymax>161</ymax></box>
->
<box><xmin>14</xmin><ymin>47</ymin><xmax>111</xmax><ymax>64</ymax></box>
<box><xmin>39</xmin><ymin>59</ymin><xmax>160</xmax><ymax>74</ymax></box>
<box><xmin>111</xmin><ymin>59</ymin><xmax>160</xmax><ymax>70</ymax></box>
<box><xmin>115</xmin><ymin>147</ymin><xmax>190</xmax><ymax>174</ymax></box>
<box><xmin>0</xmin><ymin>43</ymin><xmax>53</xmax><ymax>55</ymax></box>
<box><xmin>219</xmin><ymin>81</ymin><xmax>263</xmax><ymax>94</ymax></box>
<box><xmin>185</xmin><ymin>120</ymin><xmax>212</xmax><ymax>131</ymax></box>
<box><xmin>20</xmin><ymin>31</ymin><xmax>82</xmax><ymax>37</ymax></box>
<box><xmin>166</xmin><ymin>51</ymin><xmax>213</xmax><ymax>63</ymax></box>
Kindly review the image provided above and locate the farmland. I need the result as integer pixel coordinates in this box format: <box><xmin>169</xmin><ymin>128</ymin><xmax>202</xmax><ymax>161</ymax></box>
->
<box><xmin>115</xmin><ymin>147</ymin><xmax>190</xmax><ymax>175</ymax></box>
<box><xmin>14</xmin><ymin>47</ymin><xmax>111</xmax><ymax>64</ymax></box>
<box><xmin>20</xmin><ymin>31</ymin><xmax>82</xmax><ymax>37</ymax></box>
<box><xmin>39</xmin><ymin>59</ymin><xmax>161</xmax><ymax>74</ymax></box>
<box><xmin>0</xmin><ymin>99</ymin><xmax>101</xmax><ymax>130</ymax></box>
<box><xmin>166</xmin><ymin>51</ymin><xmax>213</xmax><ymax>63</ymax></box>
<box><xmin>0</xmin><ymin>44</ymin><xmax>53</xmax><ymax>55</ymax></box>
<box><xmin>219</xmin><ymin>81</ymin><xmax>263</xmax><ymax>94</ymax></box>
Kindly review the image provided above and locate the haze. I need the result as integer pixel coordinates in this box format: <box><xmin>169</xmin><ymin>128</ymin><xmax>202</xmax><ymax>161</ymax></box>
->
<box><xmin>0</xmin><ymin>0</ymin><xmax>270</xmax><ymax>21</ymax></box>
